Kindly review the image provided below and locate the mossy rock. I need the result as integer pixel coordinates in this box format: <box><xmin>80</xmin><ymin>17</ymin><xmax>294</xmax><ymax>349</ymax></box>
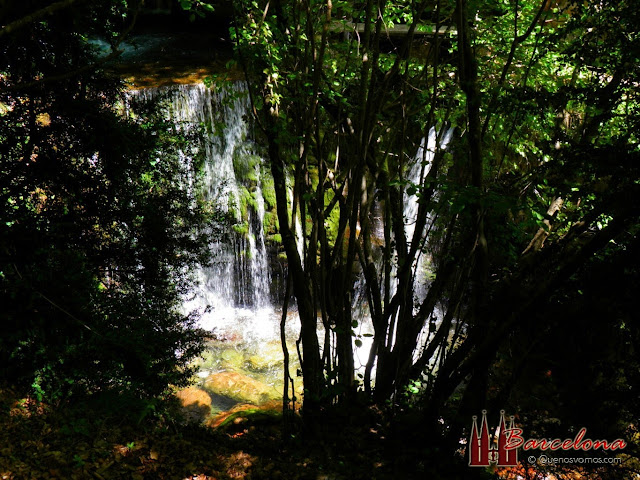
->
<box><xmin>203</xmin><ymin>371</ymin><xmax>279</xmax><ymax>405</ymax></box>
<box><xmin>245</xmin><ymin>342</ymin><xmax>284</xmax><ymax>372</ymax></box>
<box><xmin>220</xmin><ymin>349</ymin><xmax>246</xmax><ymax>371</ymax></box>
<box><xmin>323</xmin><ymin>189</ymin><xmax>341</xmax><ymax>246</ymax></box>
<box><xmin>262</xmin><ymin>211</ymin><xmax>279</xmax><ymax>237</ymax></box>
<box><xmin>232</xmin><ymin>151</ymin><xmax>261</xmax><ymax>182</ymax></box>
<box><xmin>207</xmin><ymin>400</ymin><xmax>283</xmax><ymax>429</ymax></box>
<box><xmin>260</xmin><ymin>171</ymin><xmax>277</xmax><ymax>209</ymax></box>
<box><xmin>266</xmin><ymin>233</ymin><xmax>282</xmax><ymax>244</ymax></box>
<box><xmin>236</xmin><ymin>187</ymin><xmax>258</xmax><ymax>219</ymax></box>
<box><xmin>232</xmin><ymin>222</ymin><xmax>249</xmax><ymax>235</ymax></box>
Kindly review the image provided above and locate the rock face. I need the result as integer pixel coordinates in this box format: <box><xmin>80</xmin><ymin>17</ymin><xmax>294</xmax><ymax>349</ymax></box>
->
<box><xmin>176</xmin><ymin>386</ymin><xmax>212</xmax><ymax>424</ymax></box>
<box><xmin>203</xmin><ymin>371</ymin><xmax>279</xmax><ymax>405</ymax></box>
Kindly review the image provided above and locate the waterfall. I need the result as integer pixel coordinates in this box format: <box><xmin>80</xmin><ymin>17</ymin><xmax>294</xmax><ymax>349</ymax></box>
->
<box><xmin>126</xmin><ymin>82</ymin><xmax>453</xmax><ymax>388</ymax></box>
<box><xmin>128</xmin><ymin>83</ymin><xmax>279</xmax><ymax>342</ymax></box>
<box><xmin>403</xmin><ymin>126</ymin><xmax>454</xmax><ymax>302</ymax></box>
<box><xmin>406</xmin><ymin>126</ymin><xmax>454</xmax><ymax>359</ymax></box>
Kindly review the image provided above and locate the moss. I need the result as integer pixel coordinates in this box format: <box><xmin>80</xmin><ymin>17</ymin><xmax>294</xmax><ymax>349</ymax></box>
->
<box><xmin>248</xmin><ymin>189</ymin><xmax>259</xmax><ymax>210</ymax></box>
<box><xmin>232</xmin><ymin>151</ymin><xmax>261</xmax><ymax>184</ymax></box>
<box><xmin>235</xmin><ymin>187</ymin><xmax>258</xmax><ymax>219</ymax></box>
<box><xmin>323</xmin><ymin>189</ymin><xmax>341</xmax><ymax>247</ymax></box>
<box><xmin>267</xmin><ymin>233</ymin><xmax>282</xmax><ymax>244</ymax></box>
<box><xmin>227</xmin><ymin>196</ymin><xmax>240</xmax><ymax>221</ymax></box>
<box><xmin>238</xmin><ymin>190</ymin><xmax>248</xmax><ymax>219</ymax></box>
<box><xmin>208</xmin><ymin>402</ymin><xmax>283</xmax><ymax>429</ymax></box>
<box><xmin>262</xmin><ymin>211</ymin><xmax>279</xmax><ymax>237</ymax></box>
<box><xmin>260</xmin><ymin>169</ymin><xmax>277</xmax><ymax>209</ymax></box>
<box><xmin>307</xmin><ymin>164</ymin><xmax>319</xmax><ymax>189</ymax></box>
<box><xmin>232</xmin><ymin>222</ymin><xmax>249</xmax><ymax>235</ymax></box>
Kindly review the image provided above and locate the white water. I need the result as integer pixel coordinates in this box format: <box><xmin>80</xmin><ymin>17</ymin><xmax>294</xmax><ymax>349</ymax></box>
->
<box><xmin>404</xmin><ymin>126</ymin><xmax>454</xmax><ymax>303</ymax></box>
<box><xmin>129</xmin><ymin>83</ymin><xmax>289</xmax><ymax>344</ymax></box>
<box><xmin>128</xmin><ymin>83</ymin><xmax>453</xmax><ymax>385</ymax></box>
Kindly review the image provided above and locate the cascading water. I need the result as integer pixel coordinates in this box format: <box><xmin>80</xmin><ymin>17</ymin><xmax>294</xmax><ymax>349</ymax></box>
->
<box><xmin>130</xmin><ymin>82</ymin><xmax>300</xmax><ymax>348</ymax></box>
<box><xmin>128</xmin><ymin>83</ymin><xmax>285</xmax><ymax>343</ymax></box>
<box><xmin>404</xmin><ymin>126</ymin><xmax>454</xmax><ymax>302</ymax></box>
<box><xmin>127</xmin><ymin>82</ymin><xmax>301</xmax><ymax>410</ymax></box>
<box><xmin>127</xmin><ymin>81</ymin><xmax>452</xmax><ymax>407</ymax></box>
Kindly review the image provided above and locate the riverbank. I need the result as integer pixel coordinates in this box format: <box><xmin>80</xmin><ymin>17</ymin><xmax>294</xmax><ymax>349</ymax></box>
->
<box><xmin>0</xmin><ymin>386</ymin><xmax>444</xmax><ymax>480</ymax></box>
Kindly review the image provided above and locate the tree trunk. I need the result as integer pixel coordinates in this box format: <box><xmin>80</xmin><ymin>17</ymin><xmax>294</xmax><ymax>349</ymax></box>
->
<box><xmin>266</xmin><ymin>122</ymin><xmax>324</xmax><ymax>419</ymax></box>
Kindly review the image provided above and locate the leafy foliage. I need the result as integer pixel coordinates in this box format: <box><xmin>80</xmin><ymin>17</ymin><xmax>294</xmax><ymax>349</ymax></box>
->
<box><xmin>229</xmin><ymin>0</ymin><xmax>640</xmax><ymax>453</ymax></box>
<box><xmin>0</xmin><ymin>1</ymin><xmax>209</xmax><ymax>400</ymax></box>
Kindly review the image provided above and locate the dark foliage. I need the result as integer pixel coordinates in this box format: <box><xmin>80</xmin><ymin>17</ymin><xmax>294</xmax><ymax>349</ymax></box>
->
<box><xmin>0</xmin><ymin>0</ymin><xmax>209</xmax><ymax>401</ymax></box>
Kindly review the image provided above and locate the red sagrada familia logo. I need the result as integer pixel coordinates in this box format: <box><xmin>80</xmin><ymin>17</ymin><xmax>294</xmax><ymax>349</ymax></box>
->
<box><xmin>469</xmin><ymin>410</ymin><xmax>518</xmax><ymax>467</ymax></box>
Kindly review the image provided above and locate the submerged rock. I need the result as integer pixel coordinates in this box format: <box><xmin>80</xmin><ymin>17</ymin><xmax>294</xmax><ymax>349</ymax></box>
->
<box><xmin>203</xmin><ymin>371</ymin><xmax>279</xmax><ymax>405</ymax></box>
<box><xmin>196</xmin><ymin>346</ymin><xmax>246</xmax><ymax>373</ymax></box>
<box><xmin>245</xmin><ymin>341</ymin><xmax>284</xmax><ymax>371</ymax></box>
<box><xmin>220</xmin><ymin>348</ymin><xmax>246</xmax><ymax>371</ymax></box>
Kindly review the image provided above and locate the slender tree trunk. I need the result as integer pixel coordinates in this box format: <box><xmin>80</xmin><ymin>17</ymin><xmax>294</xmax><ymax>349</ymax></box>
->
<box><xmin>266</xmin><ymin>122</ymin><xmax>324</xmax><ymax>419</ymax></box>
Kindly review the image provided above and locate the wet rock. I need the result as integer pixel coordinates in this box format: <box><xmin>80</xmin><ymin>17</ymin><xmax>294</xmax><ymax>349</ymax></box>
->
<box><xmin>207</xmin><ymin>399</ymin><xmax>283</xmax><ymax>429</ymax></box>
<box><xmin>175</xmin><ymin>386</ymin><xmax>212</xmax><ymax>423</ymax></box>
<box><xmin>245</xmin><ymin>341</ymin><xmax>284</xmax><ymax>371</ymax></box>
<box><xmin>203</xmin><ymin>371</ymin><xmax>279</xmax><ymax>405</ymax></box>
<box><xmin>220</xmin><ymin>349</ymin><xmax>246</xmax><ymax>371</ymax></box>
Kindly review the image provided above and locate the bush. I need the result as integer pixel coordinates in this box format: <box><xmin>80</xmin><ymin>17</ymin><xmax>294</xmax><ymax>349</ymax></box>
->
<box><xmin>0</xmin><ymin>2</ymin><xmax>210</xmax><ymax>402</ymax></box>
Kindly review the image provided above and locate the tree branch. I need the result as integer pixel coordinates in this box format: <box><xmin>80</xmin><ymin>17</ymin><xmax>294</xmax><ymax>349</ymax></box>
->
<box><xmin>0</xmin><ymin>0</ymin><xmax>85</xmax><ymax>38</ymax></box>
<box><xmin>521</xmin><ymin>196</ymin><xmax>563</xmax><ymax>255</ymax></box>
<box><xmin>1</xmin><ymin>0</ymin><xmax>143</xmax><ymax>92</ymax></box>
